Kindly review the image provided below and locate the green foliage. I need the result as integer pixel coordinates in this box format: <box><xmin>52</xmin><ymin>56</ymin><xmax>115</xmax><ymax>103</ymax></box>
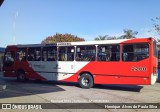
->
<box><xmin>94</xmin><ymin>35</ymin><xmax>117</xmax><ymax>40</ymax></box>
<box><xmin>107</xmin><ymin>36</ymin><xmax>117</xmax><ymax>40</ymax></box>
<box><xmin>41</xmin><ymin>33</ymin><xmax>85</xmax><ymax>44</ymax></box>
<box><xmin>94</xmin><ymin>35</ymin><xmax>108</xmax><ymax>40</ymax></box>
<box><xmin>120</xmin><ymin>29</ymin><xmax>138</xmax><ymax>39</ymax></box>
<box><xmin>151</xmin><ymin>17</ymin><xmax>160</xmax><ymax>35</ymax></box>
<box><xmin>94</xmin><ymin>29</ymin><xmax>138</xmax><ymax>41</ymax></box>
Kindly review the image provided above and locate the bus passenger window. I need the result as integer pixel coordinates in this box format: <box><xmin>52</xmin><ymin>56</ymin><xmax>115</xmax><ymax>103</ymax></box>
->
<box><xmin>98</xmin><ymin>45</ymin><xmax>120</xmax><ymax>61</ymax></box>
<box><xmin>17</xmin><ymin>48</ymin><xmax>27</xmax><ymax>61</ymax></box>
<box><xmin>67</xmin><ymin>47</ymin><xmax>74</xmax><ymax>61</ymax></box>
<box><xmin>76</xmin><ymin>46</ymin><xmax>96</xmax><ymax>61</ymax></box>
<box><xmin>28</xmin><ymin>47</ymin><xmax>41</xmax><ymax>61</ymax></box>
<box><xmin>59</xmin><ymin>47</ymin><xmax>66</xmax><ymax>61</ymax></box>
<box><xmin>122</xmin><ymin>44</ymin><xmax>149</xmax><ymax>62</ymax></box>
<box><xmin>58</xmin><ymin>46</ymin><xmax>74</xmax><ymax>61</ymax></box>
<box><xmin>48</xmin><ymin>50</ymin><xmax>56</xmax><ymax>61</ymax></box>
<box><xmin>42</xmin><ymin>47</ymin><xmax>57</xmax><ymax>61</ymax></box>
<box><xmin>42</xmin><ymin>51</ymin><xmax>47</xmax><ymax>61</ymax></box>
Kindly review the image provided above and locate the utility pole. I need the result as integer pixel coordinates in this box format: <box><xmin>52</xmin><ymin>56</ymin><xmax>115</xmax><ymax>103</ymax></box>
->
<box><xmin>13</xmin><ymin>11</ymin><xmax>18</xmax><ymax>45</ymax></box>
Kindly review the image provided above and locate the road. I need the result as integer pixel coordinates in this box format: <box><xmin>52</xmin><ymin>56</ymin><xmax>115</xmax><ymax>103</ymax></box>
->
<box><xmin>0</xmin><ymin>72</ymin><xmax>160</xmax><ymax>112</ymax></box>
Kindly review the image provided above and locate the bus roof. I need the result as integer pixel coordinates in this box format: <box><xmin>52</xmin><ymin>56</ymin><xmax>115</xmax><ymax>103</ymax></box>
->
<box><xmin>7</xmin><ymin>37</ymin><xmax>154</xmax><ymax>48</ymax></box>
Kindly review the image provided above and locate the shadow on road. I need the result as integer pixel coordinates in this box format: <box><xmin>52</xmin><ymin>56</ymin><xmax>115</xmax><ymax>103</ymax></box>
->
<box><xmin>32</xmin><ymin>80</ymin><xmax>143</xmax><ymax>92</ymax></box>
<box><xmin>0</xmin><ymin>77</ymin><xmax>143</xmax><ymax>99</ymax></box>
<box><xmin>93</xmin><ymin>84</ymin><xmax>143</xmax><ymax>92</ymax></box>
<box><xmin>0</xmin><ymin>78</ymin><xmax>65</xmax><ymax>99</ymax></box>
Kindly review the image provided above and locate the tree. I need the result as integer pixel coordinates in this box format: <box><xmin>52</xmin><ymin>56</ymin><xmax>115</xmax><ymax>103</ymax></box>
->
<box><xmin>151</xmin><ymin>17</ymin><xmax>160</xmax><ymax>35</ymax></box>
<box><xmin>94</xmin><ymin>29</ymin><xmax>138</xmax><ymax>41</ymax></box>
<box><xmin>41</xmin><ymin>33</ymin><xmax>85</xmax><ymax>44</ymax></box>
<box><xmin>120</xmin><ymin>29</ymin><xmax>138</xmax><ymax>39</ymax></box>
<box><xmin>94</xmin><ymin>35</ymin><xmax>108</xmax><ymax>40</ymax></box>
<box><xmin>94</xmin><ymin>35</ymin><xmax>117</xmax><ymax>40</ymax></box>
<box><xmin>107</xmin><ymin>36</ymin><xmax>117</xmax><ymax>40</ymax></box>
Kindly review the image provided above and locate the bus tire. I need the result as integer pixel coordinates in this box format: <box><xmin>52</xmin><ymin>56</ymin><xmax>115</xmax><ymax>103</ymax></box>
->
<box><xmin>17</xmin><ymin>71</ymin><xmax>26</xmax><ymax>82</ymax></box>
<box><xmin>79</xmin><ymin>73</ymin><xmax>94</xmax><ymax>89</ymax></box>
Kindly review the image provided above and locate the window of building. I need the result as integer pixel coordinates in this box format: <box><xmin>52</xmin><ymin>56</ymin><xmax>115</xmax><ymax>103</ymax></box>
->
<box><xmin>42</xmin><ymin>46</ymin><xmax>57</xmax><ymax>61</ymax></box>
<box><xmin>98</xmin><ymin>45</ymin><xmax>120</xmax><ymax>61</ymax></box>
<box><xmin>122</xmin><ymin>44</ymin><xmax>149</xmax><ymax>62</ymax></box>
<box><xmin>58</xmin><ymin>46</ymin><xmax>74</xmax><ymax>61</ymax></box>
<box><xmin>28</xmin><ymin>47</ymin><xmax>41</xmax><ymax>61</ymax></box>
<box><xmin>76</xmin><ymin>46</ymin><xmax>96</xmax><ymax>61</ymax></box>
<box><xmin>17</xmin><ymin>48</ymin><xmax>27</xmax><ymax>61</ymax></box>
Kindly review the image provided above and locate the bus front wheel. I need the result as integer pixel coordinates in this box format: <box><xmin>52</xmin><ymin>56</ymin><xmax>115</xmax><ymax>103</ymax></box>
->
<box><xmin>79</xmin><ymin>73</ymin><xmax>94</xmax><ymax>89</ymax></box>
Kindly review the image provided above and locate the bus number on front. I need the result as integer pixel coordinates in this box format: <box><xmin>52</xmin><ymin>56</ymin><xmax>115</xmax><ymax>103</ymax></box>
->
<box><xmin>132</xmin><ymin>66</ymin><xmax>147</xmax><ymax>72</ymax></box>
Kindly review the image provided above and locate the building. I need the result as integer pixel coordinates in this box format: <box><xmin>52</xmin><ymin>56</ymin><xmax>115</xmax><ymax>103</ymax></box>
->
<box><xmin>0</xmin><ymin>47</ymin><xmax>5</xmax><ymax>71</ymax></box>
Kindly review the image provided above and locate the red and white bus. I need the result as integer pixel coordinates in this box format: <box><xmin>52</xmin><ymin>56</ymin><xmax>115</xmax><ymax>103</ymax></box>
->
<box><xmin>3</xmin><ymin>37</ymin><xmax>158</xmax><ymax>88</ymax></box>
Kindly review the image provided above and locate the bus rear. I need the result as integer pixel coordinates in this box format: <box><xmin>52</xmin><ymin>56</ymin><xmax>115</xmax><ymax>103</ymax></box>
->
<box><xmin>151</xmin><ymin>39</ymin><xmax>158</xmax><ymax>84</ymax></box>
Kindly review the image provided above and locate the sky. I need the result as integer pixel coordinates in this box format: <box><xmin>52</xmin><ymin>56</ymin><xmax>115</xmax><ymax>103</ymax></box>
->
<box><xmin>0</xmin><ymin>0</ymin><xmax>160</xmax><ymax>47</ymax></box>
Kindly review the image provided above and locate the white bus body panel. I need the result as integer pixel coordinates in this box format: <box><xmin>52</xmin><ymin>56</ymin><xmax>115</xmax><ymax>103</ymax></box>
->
<box><xmin>28</xmin><ymin>61</ymin><xmax>89</xmax><ymax>81</ymax></box>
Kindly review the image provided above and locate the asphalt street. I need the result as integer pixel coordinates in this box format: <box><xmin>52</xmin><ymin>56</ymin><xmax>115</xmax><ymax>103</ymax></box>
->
<box><xmin>0</xmin><ymin>72</ymin><xmax>160</xmax><ymax>112</ymax></box>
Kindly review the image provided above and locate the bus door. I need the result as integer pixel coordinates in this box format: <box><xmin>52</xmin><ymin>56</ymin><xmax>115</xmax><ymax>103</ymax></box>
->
<box><xmin>3</xmin><ymin>48</ymin><xmax>16</xmax><ymax>77</ymax></box>
<box><xmin>57</xmin><ymin>46</ymin><xmax>75</xmax><ymax>81</ymax></box>
<box><xmin>41</xmin><ymin>46</ymin><xmax>60</xmax><ymax>81</ymax></box>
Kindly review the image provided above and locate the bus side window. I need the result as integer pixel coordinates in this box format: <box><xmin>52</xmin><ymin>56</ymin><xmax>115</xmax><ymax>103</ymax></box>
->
<box><xmin>122</xmin><ymin>44</ymin><xmax>149</xmax><ymax>62</ymax></box>
<box><xmin>98</xmin><ymin>45</ymin><xmax>120</xmax><ymax>61</ymax></box>
<box><xmin>76</xmin><ymin>46</ymin><xmax>96</xmax><ymax>61</ymax></box>
<box><xmin>48</xmin><ymin>49</ymin><xmax>57</xmax><ymax>61</ymax></box>
<box><xmin>98</xmin><ymin>46</ymin><xmax>111</xmax><ymax>61</ymax></box>
<box><xmin>28</xmin><ymin>47</ymin><xmax>41</xmax><ymax>61</ymax></box>
<box><xmin>17</xmin><ymin>48</ymin><xmax>27</xmax><ymax>61</ymax></box>
<box><xmin>110</xmin><ymin>45</ymin><xmax>120</xmax><ymax>61</ymax></box>
<box><xmin>42</xmin><ymin>50</ymin><xmax>47</xmax><ymax>61</ymax></box>
<box><xmin>67</xmin><ymin>47</ymin><xmax>74</xmax><ymax>61</ymax></box>
<box><xmin>58</xmin><ymin>47</ymin><xmax>65</xmax><ymax>61</ymax></box>
<box><xmin>28</xmin><ymin>48</ymin><xmax>34</xmax><ymax>61</ymax></box>
<box><xmin>42</xmin><ymin>47</ymin><xmax>57</xmax><ymax>61</ymax></box>
<box><xmin>123</xmin><ymin>45</ymin><xmax>134</xmax><ymax>61</ymax></box>
<box><xmin>58</xmin><ymin>46</ymin><xmax>74</xmax><ymax>61</ymax></box>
